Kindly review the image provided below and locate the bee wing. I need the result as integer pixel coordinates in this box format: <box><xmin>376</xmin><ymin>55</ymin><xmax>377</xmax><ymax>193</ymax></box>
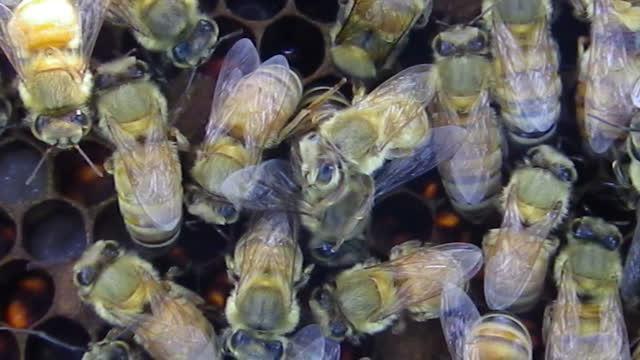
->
<box><xmin>584</xmin><ymin>0</ymin><xmax>632</xmax><ymax>78</ymax></box>
<box><xmin>219</xmin><ymin>159</ymin><xmax>303</xmax><ymax>214</ymax></box>
<box><xmin>106</xmin><ymin>0</ymin><xmax>153</xmax><ymax>37</ymax></box>
<box><xmin>106</xmin><ymin>115</ymin><xmax>182</xmax><ymax>231</ymax></box>
<box><xmin>203</xmin><ymin>38</ymin><xmax>260</xmax><ymax>145</ymax></box>
<box><xmin>77</xmin><ymin>0</ymin><xmax>110</xmax><ymax>67</ymax></box>
<box><xmin>237</xmin><ymin>213</ymin><xmax>299</xmax><ymax>285</ymax></box>
<box><xmin>375</xmin><ymin>243</ymin><xmax>483</xmax><ymax>318</ymax></box>
<box><xmin>373</xmin><ymin>125</ymin><xmax>467</xmax><ymax>198</ymax></box>
<box><xmin>440</xmin><ymin>283</ymin><xmax>481</xmax><ymax>360</ymax></box>
<box><xmin>491</xmin><ymin>12</ymin><xmax>559</xmax><ymax>132</ymax></box>
<box><xmin>357</xmin><ymin>64</ymin><xmax>435</xmax><ymax>108</ymax></box>
<box><xmin>483</xmin><ymin>182</ymin><xmax>558</xmax><ymax>310</ymax></box>
<box><xmin>441</xmin><ymin>92</ymin><xmax>501</xmax><ymax>204</ymax></box>
<box><xmin>133</xmin><ymin>287</ymin><xmax>219</xmax><ymax>360</ymax></box>
<box><xmin>285</xmin><ymin>325</ymin><xmax>341</xmax><ymax>360</ymax></box>
<box><xmin>0</xmin><ymin>2</ymin><xmax>29</xmax><ymax>79</ymax></box>
<box><xmin>546</xmin><ymin>272</ymin><xmax>631</xmax><ymax>359</ymax></box>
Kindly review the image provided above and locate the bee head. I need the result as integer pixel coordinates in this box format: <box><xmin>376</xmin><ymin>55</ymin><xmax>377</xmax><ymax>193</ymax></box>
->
<box><xmin>84</xmin><ymin>340</ymin><xmax>131</xmax><ymax>360</ymax></box>
<box><xmin>309</xmin><ymin>286</ymin><xmax>352</xmax><ymax>341</ymax></box>
<box><xmin>527</xmin><ymin>145</ymin><xmax>577</xmax><ymax>184</ymax></box>
<box><xmin>32</xmin><ymin>108</ymin><xmax>91</xmax><ymax>149</ymax></box>
<box><xmin>73</xmin><ymin>241</ymin><xmax>122</xmax><ymax>296</ymax></box>
<box><xmin>170</xmin><ymin>18</ymin><xmax>220</xmax><ymax>68</ymax></box>
<box><xmin>293</xmin><ymin>133</ymin><xmax>346</xmax><ymax>195</ymax></box>
<box><xmin>569</xmin><ymin>216</ymin><xmax>623</xmax><ymax>251</ymax></box>
<box><xmin>226</xmin><ymin>329</ymin><xmax>285</xmax><ymax>360</ymax></box>
<box><xmin>432</xmin><ymin>26</ymin><xmax>489</xmax><ymax>58</ymax></box>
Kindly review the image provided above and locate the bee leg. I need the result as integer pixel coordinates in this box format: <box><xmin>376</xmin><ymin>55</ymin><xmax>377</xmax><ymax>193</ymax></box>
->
<box><xmin>225</xmin><ymin>255</ymin><xmax>239</xmax><ymax>284</ymax></box>
<box><xmin>352</xmin><ymin>81</ymin><xmax>367</xmax><ymax>103</ymax></box>
<box><xmin>295</xmin><ymin>264</ymin><xmax>315</xmax><ymax>291</ymax></box>
<box><xmin>169</xmin><ymin>127</ymin><xmax>190</xmax><ymax>151</ymax></box>
<box><xmin>103</xmin><ymin>156</ymin><xmax>114</xmax><ymax>175</ymax></box>
<box><xmin>389</xmin><ymin>240</ymin><xmax>422</xmax><ymax>260</ymax></box>
<box><xmin>166</xmin><ymin>281</ymin><xmax>206</xmax><ymax>306</ymax></box>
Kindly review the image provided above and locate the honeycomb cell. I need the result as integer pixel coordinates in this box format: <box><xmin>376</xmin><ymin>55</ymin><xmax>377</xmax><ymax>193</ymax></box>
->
<box><xmin>226</xmin><ymin>0</ymin><xmax>286</xmax><ymax>21</ymax></box>
<box><xmin>25</xmin><ymin>317</ymin><xmax>90</xmax><ymax>360</ymax></box>
<box><xmin>23</xmin><ymin>200</ymin><xmax>87</xmax><ymax>263</ymax></box>
<box><xmin>262</xmin><ymin>16</ymin><xmax>325</xmax><ymax>78</ymax></box>
<box><xmin>369</xmin><ymin>191</ymin><xmax>433</xmax><ymax>254</ymax></box>
<box><xmin>0</xmin><ymin>260</ymin><xmax>54</xmax><ymax>329</ymax></box>
<box><xmin>0</xmin><ymin>141</ymin><xmax>48</xmax><ymax>204</ymax></box>
<box><xmin>0</xmin><ymin>210</ymin><xmax>15</xmax><ymax>260</ymax></box>
<box><xmin>93</xmin><ymin>201</ymin><xmax>133</xmax><ymax>247</ymax></box>
<box><xmin>54</xmin><ymin>141</ymin><xmax>113</xmax><ymax>206</ymax></box>
<box><xmin>294</xmin><ymin>0</ymin><xmax>339</xmax><ymax>22</ymax></box>
<box><xmin>0</xmin><ymin>331</ymin><xmax>19</xmax><ymax>360</ymax></box>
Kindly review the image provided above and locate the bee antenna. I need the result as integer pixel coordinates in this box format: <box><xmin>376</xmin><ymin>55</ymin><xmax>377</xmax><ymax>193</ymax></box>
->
<box><xmin>26</xmin><ymin>147</ymin><xmax>53</xmax><ymax>185</ymax></box>
<box><xmin>218</xmin><ymin>30</ymin><xmax>244</xmax><ymax>44</ymax></box>
<box><xmin>73</xmin><ymin>144</ymin><xmax>104</xmax><ymax>178</ymax></box>
<box><xmin>434</xmin><ymin>19</ymin><xmax>451</xmax><ymax>27</ymax></box>
<box><xmin>466</xmin><ymin>0</ymin><xmax>501</xmax><ymax>26</ymax></box>
<box><xmin>0</xmin><ymin>327</ymin><xmax>87</xmax><ymax>353</ymax></box>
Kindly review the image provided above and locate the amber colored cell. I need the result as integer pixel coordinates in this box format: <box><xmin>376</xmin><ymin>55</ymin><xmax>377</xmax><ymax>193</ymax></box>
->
<box><xmin>18</xmin><ymin>276</ymin><xmax>49</xmax><ymax>294</ymax></box>
<box><xmin>5</xmin><ymin>300</ymin><xmax>29</xmax><ymax>329</ymax></box>
<box><xmin>207</xmin><ymin>290</ymin><xmax>226</xmax><ymax>309</ymax></box>
<box><xmin>0</xmin><ymin>212</ymin><xmax>16</xmax><ymax>260</ymax></box>
<box><xmin>422</xmin><ymin>182</ymin><xmax>440</xmax><ymax>200</ymax></box>
<box><xmin>436</xmin><ymin>211</ymin><xmax>461</xmax><ymax>229</ymax></box>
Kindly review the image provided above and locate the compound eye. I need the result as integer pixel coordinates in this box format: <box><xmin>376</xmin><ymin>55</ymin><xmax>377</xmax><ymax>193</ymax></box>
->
<box><xmin>71</xmin><ymin>110</ymin><xmax>89</xmax><ymax>126</ymax></box>
<box><xmin>197</xmin><ymin>19</ymin><xmax>215</xmax><ymax>34</ymax></box>
<box><xmin>314</xmin><ymin>242</ymin><xmax>337</xmax><ymax>259</ymax></box>
<box><xmin>218</xmin><ymin>204</ymin><xmax>238</xmax><ymax>221</ymax></box>
<box><xmin>129</xmin><ymin>61</ymin><xmax>148</xmax><ymax>79</ymax></box>
<box><xmin>330</xmin><ymin>321</ymin><xmax>348</xmax><ymax>338</ymax></box>
<box><xmin>572</xmin><ymin>221</ymin><xmax>594</xmax><ymax>240</ymax></box>
<box><xmin>34</xmin><ymin>115</ymin><xmax>51</xmax><ymax>134</ymax></box>
<box><xmin>602</xmin><ymin>234</ymin><xmax>621</xmax><ymax>250</ymax></box>
<box><xmin>75</xmin><ymin>266</ymin><xmax>97</xmax><ymax>287</ymax></box>
<box><xmin>265</xmin><ymin>340</ymin><xmax>284</xmax><ymax>359</ymax></box>
<box><xmin>172</xmin><ymin>42</ymin><xmax>191</xmax><ymax>65</ymax></box>
<box><xmin>317</xmin><ymin>162</ymin><xmax>335</xmax><ymax>184</ymax></box>
<box><xmin>467</xmin><ymin>34</ymin><xmax>486</xmax><ymax>52</ymax></box>
<box><xmin>555</xmin><ymin>166</ymin><xmax>575</xmax><ymax>183</ymax></box>
<box><xmin>435</xmin><ymin>38</ymin><xmax>456</xmax><ymax>56</ymax></box>
<box><xmin>313</xmin><ymin>288</ymin><xmax>333</xmax><ymax>309</ymax></box>
<box><xmin>101</xmin><ymin>241</ymin><xmax>120</xmax><ymax>260</ymax></box>
<box><xmin>230</xmin><ymin>330</ymin><xmax>251</xmax><ymax>348</ymax></box>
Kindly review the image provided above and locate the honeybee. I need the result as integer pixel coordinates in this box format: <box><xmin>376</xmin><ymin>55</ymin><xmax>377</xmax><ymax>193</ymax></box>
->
<box><xmin>440</xmin><ymin>284</ymin><xmax>533</xmax><ymax>360</ymax></box>
<box><xmin>483</xmin><ymin>0</ymin><xmax>561</xmax><ymax>148</ymax></box>
<box><xmin>107</xmin><ymin>0</ymin><xmax>221</xmax><ymax>68</ymax></box>
<box><xmin>573</xmin><ymin>0</ymin><xmax>640</xmax><ymax>154</ymax></box>
<box><xmin>483</xmin><ymin>145</ymin><xmax>575</xmax><ymax>312</ymax></box>
<box><xmin>74</xmin><ymin>240</ymin><xmax>220</xmax><ymax>360</ymax></box>
<box><xmin>309</xmin><ymin>241</ymin><xmax>483</xmax><ymax>341</ymax></box>
<box><xmin>0</xmin><ymin>0</ymin><xmax>108</xmax><ymax>148</ymax></box>
<box><xmin>95</xmin><ymin>56</ymin><xmax>184</xmax><ymax>248</ymax></box>
<box><xmin>224</xmin><ymin>213</ymin><xmax>311</xmax><ymax>360</ymax></box>
<box><xmin>82</xmin><ymin>339</ymin><xmax>142</xmax><ymax>360</ymax></box>
<box><xmin>186</xmin><ymin>38</ymin><xmax>302</xmax><ymax>226</ymax></box>
<box><xmin>544</xmin><ymin>217</ymin><xmax>631</xmax><ymax>360</ymax></box>
<box><xmin>431</xmin><ymin>25</ymin><xmax>504</xmax><ymax>223</ymax></box>
<box><xmin>330</xmin><ymin>0</ymin><xmax>433</xmax><ymax>79</ymax></box>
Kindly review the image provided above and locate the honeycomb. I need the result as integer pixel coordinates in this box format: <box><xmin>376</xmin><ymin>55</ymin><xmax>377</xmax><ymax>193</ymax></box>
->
<box><xmin>2</xmin><ymin>0</ymin><xmax>639</xmax><ymax>359</ymax></box>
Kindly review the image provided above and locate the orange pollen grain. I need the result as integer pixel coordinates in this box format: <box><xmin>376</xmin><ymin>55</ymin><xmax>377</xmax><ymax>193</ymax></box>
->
<box><xmin>436</xmin><ymin>211</ymin><xmax>460</xmax><ymax>228</ymax></box>
<box><xmin>5</xmin><ymin>301</ymin><xmax>29</xmax><ymax>329</ymax></box>
<box><xmin>207</xmin><ymin>290</ymin><xmax>225</xmax><ymax>308</ymax></box>
<box><xmin>423</xmin><ymin>182</ymin><xmax>439</xmax><ymax>199</ymax></box>
<box><xmin>78</xmin><ymin>164</ymin><xmax>104</xmax><ymax>183</ymax></box>
<box><xmin>19</xmin><ymin>277</ymin><xmax>48</xmax><ymax>293</ymax></box>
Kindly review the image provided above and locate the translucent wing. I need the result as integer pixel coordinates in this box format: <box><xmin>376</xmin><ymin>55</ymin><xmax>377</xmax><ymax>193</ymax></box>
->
<box><xmin>105</xmin><ymin>112</ymin><xmax>183</xmax><ymax>231</ymax></box>
<box><xmin>236</xmin><ymin>213</ymin><xmax>299</xmax><ymax>287</ymax></box>
<box><xmin>0</xmin><ymin>2</ymin><xmax>27</xmax><ymax>79</ymax></box>
<box><xmin>373</xmin><ymin>125</ymin><xmax>467</xmax><ymax>198</ymax></box>
<box><xmin>491</xmin><ymin>9</ymin><xmax>560</xmax><ymax>133</ymax></box>
<box><xmin>219</xmin><ymin>159</ymin><xmax>303</xmax><ymax>214</ymax></box>
<box><xmin>483</xmin><ymin>182</ymin><xmax>558</xmax><ymax>310</ymax></box>
<box><xmin>437</xmin><ymin>92</ymin><xmax>501</xmax><ymax>205</ymax></box>
<box><xmin>204</xmin><ymin>38</ymin><xmax>260</xmax><ymax>145</ymax></box>
<box><xmin>78</xmin><ymin>0</ymin><xmax>110</xmax><ymax>64</ymax></box>
<box><xmin>546</xmin><ymin>271</ymin><xmax>631</xmax><ymax>360</ymax></box>
<box><xmin>374</xmin><ymin>243</ymin><xmax>483</xmax><ymax>319</ymax></box>
<box><xmin>440</xmin><ymin>283</ymin><xmax>481</xmax><ymax>360</ymax></box>
<box><xmin>621</xmin><ymin>209</ymin><xmax>640</xmax><ymax>309</ymax></box>
<box><xmin>285</xmin><ymin>325</ymin><xmax>340</xmax><ymax>360</ymax></box>
<box><xmin>134</xmin><ymin>285</ymin><xmax>219</xmax><ymax>360</ymax></box>
<box><xmin>106</xmin><ymin>0</ymin><xmax>153</xmax><ymax>36</ymax></box>
<box><xmin>358</xmin><ymin>64</ymin><xmax>435</xmax><ymax>108</ymax></box>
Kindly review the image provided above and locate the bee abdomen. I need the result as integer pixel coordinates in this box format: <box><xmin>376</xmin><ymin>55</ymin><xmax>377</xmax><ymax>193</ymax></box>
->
<box><xmin>117</xmin><ymin>194</ymin><xmax>182</xmax><ymax>247</ymax></box>
<box><xmin>466</xmin><ymin>314</ymin><xmax>533</xmax><ymax>358</ymax></box>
